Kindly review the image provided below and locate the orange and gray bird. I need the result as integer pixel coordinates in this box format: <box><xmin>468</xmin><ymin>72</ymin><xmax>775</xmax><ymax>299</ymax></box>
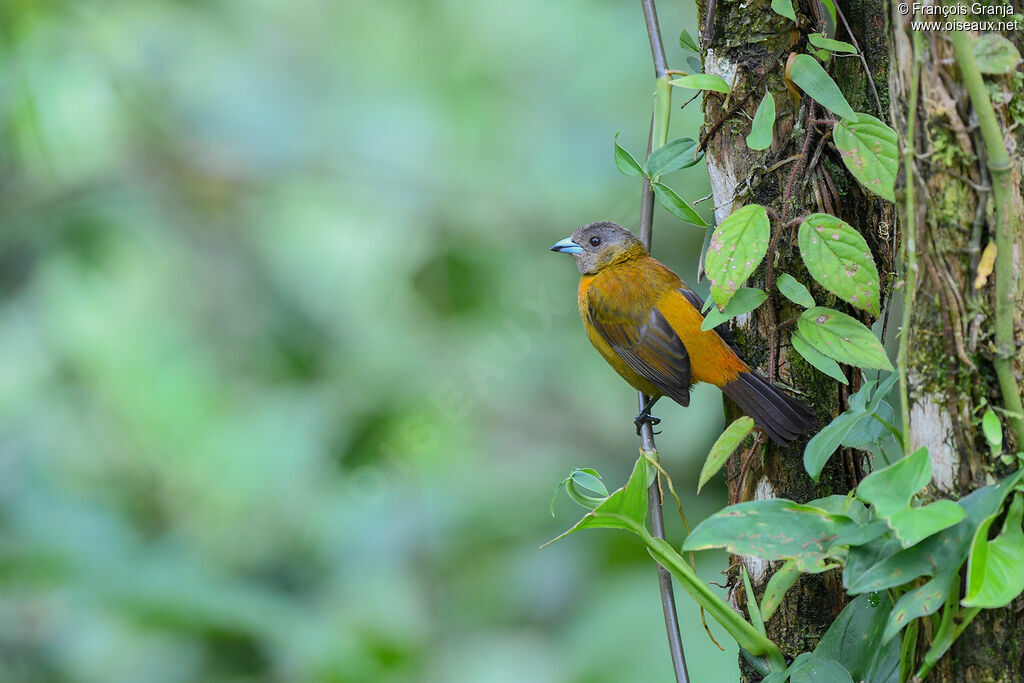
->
<box><xmin>551</xmin><ymin>221</ymin><xmax>815</xmax><ymax>445</ymax></box>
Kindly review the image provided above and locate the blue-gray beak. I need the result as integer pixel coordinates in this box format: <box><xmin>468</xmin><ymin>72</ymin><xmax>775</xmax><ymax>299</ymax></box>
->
<box><xmin>550</xmin><ymin>237</ymin><xmax>583</xmax><ymax>254</ymax></box>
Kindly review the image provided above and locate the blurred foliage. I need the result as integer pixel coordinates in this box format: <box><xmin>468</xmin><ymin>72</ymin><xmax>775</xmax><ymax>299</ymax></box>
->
<box><xmin>0</xmin><ymin>0</ymin><xmax>736</xmax><ymax>681</ymax></box>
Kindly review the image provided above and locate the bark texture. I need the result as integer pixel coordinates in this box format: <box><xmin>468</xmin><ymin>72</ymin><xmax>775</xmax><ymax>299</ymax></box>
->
<box><xmin>892</xmin><ymin>8</ymin><xmax>1024</xmax><ymax>681</ymax></box>
<box><xmin>696</xmin><ymin>0</ymin><xmax>896</xmax><ymax>674</ymax></box>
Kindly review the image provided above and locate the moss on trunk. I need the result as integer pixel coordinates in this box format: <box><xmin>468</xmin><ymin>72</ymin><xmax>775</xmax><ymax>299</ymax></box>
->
<box><xmin>698</xmin><ymin>0</ymin><xmax>894</xmax><ymax>674</ymax></box>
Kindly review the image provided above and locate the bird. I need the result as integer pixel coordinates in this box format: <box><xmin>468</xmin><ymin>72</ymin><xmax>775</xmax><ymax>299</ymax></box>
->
<box><xmin>551</xmin><ymin>221</ymin><xmax>815</xmax><ymax>445</ymax></box>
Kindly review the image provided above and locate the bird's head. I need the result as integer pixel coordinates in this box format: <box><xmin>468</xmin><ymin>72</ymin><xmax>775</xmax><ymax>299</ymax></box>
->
<box><xmin>550</xmin><ymin>221</ymin><xmax>648</xmax><ymax>275</ymax></box>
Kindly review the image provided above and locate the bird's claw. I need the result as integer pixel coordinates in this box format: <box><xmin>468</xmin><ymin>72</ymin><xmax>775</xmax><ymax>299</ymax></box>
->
<box><xmin>634</xmin><ymin>413</ymin><xmax>661</xmax><ymax>436</ymax></box>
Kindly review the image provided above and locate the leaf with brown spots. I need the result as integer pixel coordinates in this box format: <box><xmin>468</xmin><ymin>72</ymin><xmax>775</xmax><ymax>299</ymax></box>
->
<box><xmin>834</xmin><ymin>113</ymin><xmax>898</xmax><ymax>203</ymax></box>
<box><xmin>798</xmin><ymin>213</ymin><xmax>881</xmax><ymax>315</ymax></box>
<box><xmin>703</xmin><ymin>204</ymin><xmax>770</xmax><ymax>309</ymax></box>
<box><xmin>797</xmin><ymin>306</ymin><xmax>893</xmax><ymax>371</ymax></box>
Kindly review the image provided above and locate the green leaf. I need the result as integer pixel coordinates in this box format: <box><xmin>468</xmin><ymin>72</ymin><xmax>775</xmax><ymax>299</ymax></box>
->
<box><xmin>963</xmin><ymin>492</ymin><xmax>1024</xmax><ymax>608</ymax></box>
<box><xmin>807</xmin><ymin>33</ymin><xmax>857</xmax><ymax>54</ymax></box>
<box><xmin>884</xmin><ymin>571</ymin><xmax>955</xmax><ymax>644</ymax></box>
<box><xmin>544</xmin><ymin>455</ymin><xmax>649</xmax><ymax>546</ymax></box>
<box><xmin>789</xmin><ymin>654</ymin><xmax>854</xmax><ymax>683</ymax></box>
<box><xmin>645</xmin><ymin>137</ymin><xmax>703</xmax><ymax>177</ymax></box>
<box><xmin>683</xmin><ymin>498</ymin><xmax>882</xmax><ymax>572</ymax></box>
<box><xmin>552</xmin><ymin>467</ymin><xmax>609</xmax><ymax>514</ymax></box>
<box><xmin>834</xmin><ymin>114</ymin><xmax>899</xmax><ymax>202</ymax></box>
<box><xmin>846</xmin><ymin>470</ymin><xmax>1024</xmax><ymax>595</ymax></box>
<box><xmin>857</xmin><ymin>447</ymin><xmax>931</xmax><ymax>518</ymax></box>
<box><xmin>788</xmin><ymin>54</ymin><xmax>856</xmax><ymax>120</ymax></box>
<box><xmin>857</xmin><ymin>447</ymin><xmax>964</xmax><ymax>547</ymax></box>
<box><xmin>746</xmin><ymin>92</ymin><xmax>776</xmax><ymax>151</ymax></box>
<box><xmin>798</xmin><ymin>213</ymin><xmax>881</xmax><ymax>315</ymax></box>
<box><xmin>816</xmin><ymin>593</ymin><xmax>899</xmax><ymax>683</ymax></box>
<box><xmin>678</xmin><ymin>28</ymin><xmax>699</xmax><ymax>52</ymax></box>
<box><xmin>792</xmin><ymin>331</ymin><xmax>847</xmax><ymax>385</ymax></box>
<box><xmin>613</xmin><ymin>132</ymin><xmax>644</xmax><ymax>177</ymax></box>
<box><xmin>742</xmin><ymin>566</ymin><xmax>766</xmax><ymax>636</ymax></box>
<box><xmin>811</xmin><ymin>48</ymin><xmax>832</xmax><ymax>62</ymax></box>
<box><xmin>770</xmin><ymin>0</ymin><xmax>796</xmax><ymax>21</ymax></box>
<box><xmin>982</xmin><ymin>408</ymin><xmax>1002</xmax><ymax>450</ymax></box>
<box><xmin>761</xmin><ymin>560</ymin><xmax>800</xmax><ymax>622</ymax></box>
<box><xmin>777</xmin><ymin>273</ymin><xmax>816</xmax><ymax>308</ymax></box>
<box><xmin>698</xmin><ymin>416</ymin><xmax>756</xmax><ymax>493</ymax></box>
<box><xmin>842</xmin><ymin>399</ymin><xmax>895</xmax><ymax>449</ymax></box>
<box><xmin>797</xmin><ymin>307</ymin><xmax>893</xmax><ymax>371</ymax></box>
<box><xmin>879</xmin><ymin>471</ymin><xmax>1024</xmax><ymax>641</ymax></box>
<box><xmin>569</xmin><ymin>468</ymin><xmax>607</xmax><ymax>496</ymax></box>
<box><xmin>669</xmin><ymin>74</ymin><xmax>730</xmax><ymax>93</ymax></box>
<box><xmin>701</xmin><ymin>288</ymin><xmax>767</xmax><ymax>331</ymax></box>
<box><xmin>973</xmin><ymin>34</ymin><xmax>1022</xmax><ymax>75</ymax></box>
<box><xmin>809</xmin><ymin>494</ymin><xmax>873</xmax><ymax>524</ymax></box>
<box><xmin>704</xmin><ymin>204</ymin><xmax>770</xmax><ymax>308</ymax></box>
<box><xmin>802</xmin><ymin>377</ymin><xmax>897</xmax><ymax>480</ymax></box>
<box><xmin>802</xmin><ymin>407</ymin><xmax>863</xmax><ymax>481</ymax></box>
<box><xmin>886</xmin><ymin>502</ymin><xmax>965</xmax><ymax>548</ymax></box>
<box><xmin>651</xmin><ymin>181</ymin><xmax>710</xmax><ymax>227</ymax></box>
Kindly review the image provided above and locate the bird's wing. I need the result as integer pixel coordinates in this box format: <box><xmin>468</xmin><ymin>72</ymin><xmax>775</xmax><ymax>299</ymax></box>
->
<box><xmin>586</xmin><ymin>297</ymin><xmax>692</xmax><ymax>407</ymax></box>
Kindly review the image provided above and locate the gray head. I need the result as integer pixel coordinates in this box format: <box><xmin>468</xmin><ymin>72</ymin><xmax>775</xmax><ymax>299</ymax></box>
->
<box><xmin>550</xmin><ymin>221</ymin><xmax>647</xmax><ymax>274</ymax></box>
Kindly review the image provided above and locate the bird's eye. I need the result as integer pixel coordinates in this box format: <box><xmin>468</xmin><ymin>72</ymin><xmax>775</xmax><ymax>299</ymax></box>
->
<box><xmin>589</xmin><ymin>236</ymin><xmax>601</xmax><ymax>247</ymax></box>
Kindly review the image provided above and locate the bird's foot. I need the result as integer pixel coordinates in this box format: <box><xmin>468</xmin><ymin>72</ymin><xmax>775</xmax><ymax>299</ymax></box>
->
<box><xmin>634</xmin><ymin>412</ymin><xmax>661</xmax><ymax>436</ymax></box>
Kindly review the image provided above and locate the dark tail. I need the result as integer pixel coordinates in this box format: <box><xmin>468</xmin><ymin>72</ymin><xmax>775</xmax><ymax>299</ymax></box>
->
<box><xmin>721</xmin><ymin>371</ymin><xmax>816</xmax><ymax>446</ymax></box>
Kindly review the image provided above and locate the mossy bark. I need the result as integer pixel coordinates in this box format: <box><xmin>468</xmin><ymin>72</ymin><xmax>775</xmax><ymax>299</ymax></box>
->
<box><xmin>891</xmin><ymin>8</ymin><xmax>1024</xmax><ymax>681</ymax></box>
<box><xmin>697</xmin><ymin>0</ymin><xmax>895</xmax><ymax>675</ymax></box>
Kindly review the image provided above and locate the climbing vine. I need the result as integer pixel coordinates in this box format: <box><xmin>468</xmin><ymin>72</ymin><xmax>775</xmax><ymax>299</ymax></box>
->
<box><xmin>550</xmin><ymin>0</ymin><xmax>1024</xmax><ymax>680</ymax></box>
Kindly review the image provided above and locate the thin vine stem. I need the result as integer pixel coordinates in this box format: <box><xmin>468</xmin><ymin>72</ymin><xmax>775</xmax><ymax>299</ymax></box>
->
<box><xmin>950</xmin><ymin>27</ymin><xmax>1024</xmax><ymax>447</ymax></box>
<box><xmin>638</xmin><ymin>2</ymin><xmax>690</xmax><ymax>682</ymax></box>
<box><xmin>897</xmin><ymin>19</ymin><xmax>922</xmax><ymax>455</ymax></box>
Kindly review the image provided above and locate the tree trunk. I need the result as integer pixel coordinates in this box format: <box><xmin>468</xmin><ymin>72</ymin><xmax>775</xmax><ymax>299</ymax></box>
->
<box><xmin>892</xmin><ymin>8</ymin><xmax>1024</xmax><ymax>681</ymax></box>
<box><xmin>696</xmin><ymin>0</ymin><xmax>896</xmax><ymax>674</ymax></box>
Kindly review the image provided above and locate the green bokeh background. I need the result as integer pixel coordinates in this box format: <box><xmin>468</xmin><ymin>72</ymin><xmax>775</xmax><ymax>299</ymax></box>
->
<box><xmin>0</xmin><ymin>1</ymin><xmax>738</xmax><ymax>680</ymax></box>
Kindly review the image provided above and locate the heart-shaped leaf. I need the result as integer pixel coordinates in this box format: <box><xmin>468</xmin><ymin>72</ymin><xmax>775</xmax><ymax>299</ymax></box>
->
<box><xmin>787</xmin><ymin>54</ymin><xmax>856</xmax><ymax>120</ymax></box>
<box><xmin>704</xmin><ymin>204</ymin><xmax>770</xmax><ymax>308</ymax></box>
<box><xmin>834</xmin><ymin>113</ymin><xmax>898</xmax><ymax>202</ymax></box>
<box><xmin>797</xmin><ymin>307</ymin><xmax>893</xmax><ymax>370</ymax></box>
<box><xmin>887</xmin><ymin>502</ymin><xmax>965</xmax><ymax>547</ymax></box>
<box><xmin>697</xmin><ymin>416</ymin><xmax>755</xmax><ymax>492</ymax></box>
<box><xmin>857</xmin><ymin>447</ymin><xmax>931</xmax><ymax>518</ymax></box>
<box><xmin>798</xmin><ymin>213</ymin><xmax>881</xmax><ymax>315</ymax></box>
<box><xmin>879</xmin><ymin>471</ymin><xmax>1024</xmax><ymax>641</ymax></box>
